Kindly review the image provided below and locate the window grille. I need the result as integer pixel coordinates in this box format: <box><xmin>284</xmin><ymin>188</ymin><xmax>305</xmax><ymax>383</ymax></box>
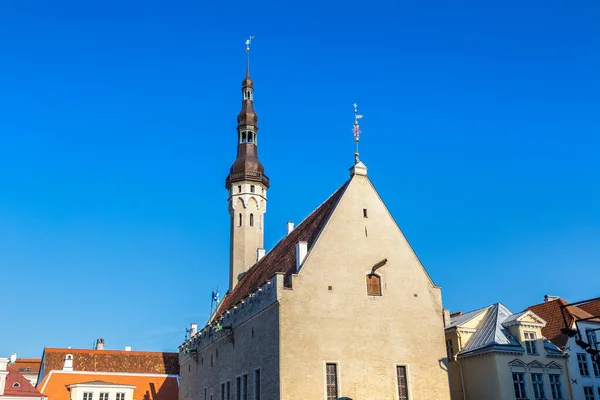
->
<box><xmin>396</xmin><ymin>365</ymin><xmax>409</xmax><ymax>400</ymax></box>
<box><xmin>531</xmin><ymin>373</ymin><xmax>546</xmax><ymax>400</ymax></box>
<box><xmin>326</xmin><ymin>364</ymin><xmax>338</xmax><ymax>400</ymax></box>
<box><xmin>549</xmin><ymin>374</ymin><xmax>563</xmax><ymax>400</ymax></box>
<box><xmin>578</xmin><ymin>353</ymin><xmax>590</xmax><ymax>376</ymax></box>
<box><xmin>512</xmin><ymin>372</ymin><xmax>527</xmax><ymax>400</ymax></box>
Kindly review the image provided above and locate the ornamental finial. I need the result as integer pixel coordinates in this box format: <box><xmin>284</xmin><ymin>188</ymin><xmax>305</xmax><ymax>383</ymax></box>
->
<box><xmin>245</xmin><ymin>36</ymin><xmax>255</xmax><ymax>75</ymax></box>
<box><xmin>352</xmin><ymin>103</ymin><xmax>364</xmax><ymax>164</ymax></box>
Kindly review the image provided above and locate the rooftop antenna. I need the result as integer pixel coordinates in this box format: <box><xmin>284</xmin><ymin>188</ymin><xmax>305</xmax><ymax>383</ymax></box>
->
<box><xmin>352</xmin><ymin>103</ymin><xmax>364</xmax><ymax>164</ymax></box>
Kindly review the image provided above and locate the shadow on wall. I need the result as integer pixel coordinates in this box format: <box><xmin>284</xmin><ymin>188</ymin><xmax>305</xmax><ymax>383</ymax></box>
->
<box><xmin>141</xmin><ymin>380</ymin><xmax>179</xmax><ymax>400</ymax></box>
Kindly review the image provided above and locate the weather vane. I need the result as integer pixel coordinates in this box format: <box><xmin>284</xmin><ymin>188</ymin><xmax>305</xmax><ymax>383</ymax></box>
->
<box><xmin>353</xmin><ymin>103</ymin><xmax>364</xmax><ymax>163</ymax></box>
<box><xmin>245</xmin><ymin>36</ymin><xmax>255</xmax><ymax>73</ymax></box>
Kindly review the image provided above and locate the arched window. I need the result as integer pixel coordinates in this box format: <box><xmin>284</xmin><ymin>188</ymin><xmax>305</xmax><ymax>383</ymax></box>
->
<box><xmin>250</xmin><ymin>214</ymin><xmax>254</xmax><ymax>226</ymax></box>
<box><xmin>366</xmin><ymin>274</ymin><xmax>382</xmax><ymax>296</ymax></box>
<box><xmin>12</xmin><ymin>383</ymin><xmax>20</xmax><ymax>388</ymax></box>
<box><xmin>238</xmin><ymin>213</ymin><xmax>242</xmax><ymax>227</ymax></box>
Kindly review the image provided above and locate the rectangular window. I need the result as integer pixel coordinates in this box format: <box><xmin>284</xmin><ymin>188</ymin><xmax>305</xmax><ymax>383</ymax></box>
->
<box><xmin>593</xmin><ymin>357</ymin><xmax>600</xmax><ymax>377</ymax></box>
<box><xmin>366</xmin><ymin>274</ymin><xmax>382</xmax><ymax>296</ymax></box>
<box><xmin>242</xmin><ymin>374</ymin><xmax>248</xmax><ymax>400</ymax></box>
<box><xmin>363</xmin><ymin>208</ymin><xmax>368</xmax><ymax>218</ymax></box>
<box><xmin>326</xmin><ymin>364</ymin><xmax>338</xmax><ymax>400</ymax></box>
<box><xmin>578</xmin><ymin>353</ymin><xmax>590</xmax><ymax>376</ymax></box>
<box><xmin>549</xmin><ymin>374</ymin><xmax>563</xmax><ymax>400</ymax></box>
<box><xmin>99</xmin><ymin>393</ymin><xmax>109</xmax><ymax>400</ymax></box>
<box><xmin>221</xmin><ymin>383</ymin><xmax>225</xmax><ymax>400</ymax></box>
<box><xmin>254</xmin><ymin>369</ymin><xmax>261</xmax><ymax>400</ymax></box>
<box><xmin>446</xmin><ymin>339</ymin><xmax>454</xmax><ymax>361</ymax></box>
<box><xmin>236</xmin><ymin>377</ymin><xmax>241</xmax><ymax>400</ymax></box>
<box><xmin>204</xmin><ymin>389</ymin><xmax>207</xmax><ymax>400</ymax></box>
<box><xmin>512</xmin><ymin>372</ymin><xmax>527</xmax><ymax>400</ymax></box>
<box><xmin>584</xmin><ymin>387</ymin><xmax>594</xmax><ymax>400</ymax></box>
<box><xmin>83</xmin><ymin>393</ymin><xmax>93</xmax><ymax>400</ymax></box>
<box><xmin>250</xmin><ymin>185</ymin><xmax>255</xmax><ymax>193</ymax></box>
<box><xmin>531</xmin><ymin>373</ymin><xmax>546</xmax><ymax>400</ymax></box>
<box><xmin>396</xmin><ymin>365</ymin><xmax>409</xmax><ymax>400</ymax></box>
<box><xmin>524</xmin><ymin>331</ymin><xmax>538</xmax><ymax>355</ymax></box>
<box><xmin>227</xmin><ymin>381</ymin><xmax>231</xmax><ymax>400</ymax></box>
<box><xmin>116</xmin><ymin>394</ymin><xmax>125</xmax><ymax>400</ymax></box>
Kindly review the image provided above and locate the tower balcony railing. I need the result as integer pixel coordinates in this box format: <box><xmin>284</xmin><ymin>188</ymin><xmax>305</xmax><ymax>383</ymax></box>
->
<box><xmin>225</xmin><ymin>171</ymin><xmax>270</xmax><ymax>188</ymax></box>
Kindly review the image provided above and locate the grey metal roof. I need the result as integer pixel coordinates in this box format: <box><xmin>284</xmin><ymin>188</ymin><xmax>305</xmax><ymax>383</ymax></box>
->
<box><xmin>458</xmin><ymin>303</ymin><xmax>523</xmax><ymax>356</ymax></box>
<box><xmin>445</xmin><ymin>306</ymin><xmax>490</xmax><ymax>329</ymax></box>
<box><xmin>502</xmin><ymin>310</ymin><xmax>527</xmax><ymax>324</ymax></box>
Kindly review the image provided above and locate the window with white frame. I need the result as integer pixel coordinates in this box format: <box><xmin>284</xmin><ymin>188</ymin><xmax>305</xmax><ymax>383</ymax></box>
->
<box><xmin>584</xmin><ymin>387</ymin><xmax>594</xmax><ymax>400</ymax></box>
<box><xmin>396</xmin><ymin>365</ymin><xmax>409</xmax><ymax>400</ymax></box>
<box><xmin>593</xmin><ymin>356</ymin><xmax>600</xmax><ymax>377</ymax></box>
<box><xmin>512</xmin><ymin>372</ymin><xmax>527</xmax><ymax>400</ymax></box>
<box><xmin>116</xmin><ymin>393</ymin><xmax>125</xmax><ymax>400</ymax></box>
<box><xmin>578</xmin><ymin>353</ymin><xmax>590</xmax><ymax>376</ymax></box>
<box><xmin>83</xmin><ymin>393</ymin><xmax>93</xmax><ymax>400</ymax></box>
<box><xmin>99</xmin><ymin>393</ymin><xmax>109</xmax><ymax>400</ymax></box>
<box><xmin>325</xmin><ymin>364</ymin><xmax>338</xmax><ymax>400</ymax></box>
<box><xmin>531</xmin><ymin>373</ymin><xmax>546</xmax><ymax>400</ymax></box>
<box><xmin>445</xmin><ymin>339</ymin><xmax>454</xmax><ymax>361</ymax></box>
<box><xmin>549</xmin><ymin>374</ymin><xmax>563</xmax><ymax>400</ymax></box>
<box><xmin>524</xmin><ymin>331</ymin><xmax>538</xmax><ymax>355</ymax></box>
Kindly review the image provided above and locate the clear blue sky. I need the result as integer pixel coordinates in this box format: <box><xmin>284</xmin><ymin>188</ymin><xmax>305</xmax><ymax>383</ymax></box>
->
<box><xmin>1</xmin><ymin>0</ymin><xmax>599</xmax><ymax>358</ymax></box>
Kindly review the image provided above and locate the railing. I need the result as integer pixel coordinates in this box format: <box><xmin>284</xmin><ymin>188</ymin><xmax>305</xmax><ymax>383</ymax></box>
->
<box><xmin>225</xmin><ymin>172</ymin><xmax>270</xmax><ymax>187</ymax></box>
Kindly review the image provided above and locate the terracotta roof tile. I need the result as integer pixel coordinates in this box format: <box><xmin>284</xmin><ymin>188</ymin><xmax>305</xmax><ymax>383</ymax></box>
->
<box><xmin>8</xmin><ymin>359</ymin><xmax>41</xmax><ymax>374</ymax></box>
<box><xmin>40</xmin><ymin>349</ymin><xmax>179</xmax><ymax>380</ymax></box>
<box><xmin>39</xmin><ymin>372</ymin><xmax>177</xmax><ymax>400</ymax></box>
<box><xmin>526</xmin><ymin>298</ymin><xmax>597</xmax><ymax>349</ymax></box>
<box><xmin>2</xmin><ymin>370</ymin><xmax>44</xmax><ymax>398</ymax></box>
<box><xmin>215</xmin><ymin>180</ymin><xmax>349</xmax><ymax>318</ymax></box>
<box><xmin>579</xmin><ymin>298</ymin><xmax>600</xmax><ymax>317</ymax></box>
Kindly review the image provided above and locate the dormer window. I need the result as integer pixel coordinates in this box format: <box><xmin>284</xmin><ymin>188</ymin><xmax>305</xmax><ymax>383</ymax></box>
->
<box><xmin>524</xmin><ymin>331</ymin><xmax>538</xmax><ymax>355</ymax></box>
<box><xmin>25</xmin><ymin>367</ymin><xmax>30</xmax><ymax>372</ymax></box>
<box><xmin>12</xmin><ymin>382</ymin><xmax>20</xmax><ymax>388</ymax></box>
<box><xmin>366</xmin><ymin>274</ymin><xmax>382</xmax><ymax>296</ymax></box>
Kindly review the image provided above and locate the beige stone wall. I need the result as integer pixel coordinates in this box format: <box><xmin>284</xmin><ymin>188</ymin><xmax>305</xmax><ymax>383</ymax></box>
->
<box><xmin>179</xmin><ymin>276</ymin><xmax>282</xmax><ymax>400</ymax></box>
<box><xmin>228</xmin><ymin>181</ymin><xmax>267</xmax><ymax>291</ymax></box>
<box><xmin>278</xmin><ymin>174</ymin><xmax>451</xmax><ymax>399</ymax></box>
<box><xmin>459</xmin><ymin>354</ymin><xmax>502</xmax><ymax>400</ymax></box>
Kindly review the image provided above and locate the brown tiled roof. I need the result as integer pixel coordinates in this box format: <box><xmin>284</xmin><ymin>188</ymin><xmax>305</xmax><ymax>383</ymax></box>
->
<box><xmin>526</xmin><ymin>298</ymin><xmax>596</xmax><ymax>348</ymax></box>
<box><xmin>2</xmin><ymin>370</ymin><xmax>44</xmax><ymax>398</ymax></box>
<box><xmin>215</xmin><ymin>180</ymin><xmax>349</xmax><ymax>318</ymax></box>
<box><xmin>40</xmin><ymin>349</ymin><xmax>179</xmax><ymax>380</ymax></box>
<box><xmin>579</xmin><ymin>298</ymin><xmax>600</xmax><ymax>317</ymax></box>
<box><xmin>39</xmin><ymin>372</ymin><xmax>178</xmax><ymax>400</ymax></box>
<box><xmin>8</xmin><ymin>358</ymin><xmax>41</xmax><ymax>374</ymax></box>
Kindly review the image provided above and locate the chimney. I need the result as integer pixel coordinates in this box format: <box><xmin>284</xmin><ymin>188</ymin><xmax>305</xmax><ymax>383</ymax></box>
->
<box><xmin>125</xmin><ymin>346</ymin><xmax>132</xmax><ymax>352</ymax></box>
<box><xmin>442</xmin><ymin>309</ymin><xmax>451</xmax><ymax>326</ymax></box>
<box><xmin>62</xmin><ymin>354</ymin><xmax>73</xmax><ymax>371</ymax></box>
<box><xmin>9</xmin><ymin>354</ymin><xmax>16</xmax><ymax>364</ymax></box>
<box><xmin>295</xmin><ymin>241</ymin><xmax>308</xmax><ymax>272</ymax></box>
<box><xmin>95</xmin><ymin>338</ymin><xmax>104</xmax><ymax>350</ymax></box>
<box><xmin>544</xmin><ymin>294</ymin><xmax>560</xmax><ymax>303</ymax></box>
<box><xmin>256</xmin><ymin>248</ymin><xmax>266</xmax><ymax>262</ymax></box>
<box><xmin>286</xmin><ymin>222</ymin><xmax>294</xmax><ymax>235</ymax></box>
<box><xmin>190</xmin><ymin>323</ymin><xmax>198</xmax><ymax>336</ymax></box>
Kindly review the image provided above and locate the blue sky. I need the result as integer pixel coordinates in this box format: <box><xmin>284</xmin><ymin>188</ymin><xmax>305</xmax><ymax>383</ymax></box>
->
<box><xmin>1</xmin><ymin>0</ymin><xmax>599</xmax><ymax>357</ymax></box>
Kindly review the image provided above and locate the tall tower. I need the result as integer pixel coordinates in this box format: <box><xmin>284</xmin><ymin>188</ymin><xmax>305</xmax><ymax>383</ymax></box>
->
<box><xmin>225</xmin><ymin>38</ymin><xmax>269</xmax><ymax>292</ymax></box>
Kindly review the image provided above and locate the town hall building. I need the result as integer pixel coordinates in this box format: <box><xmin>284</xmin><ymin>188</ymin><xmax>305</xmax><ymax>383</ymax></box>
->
<box><xmin>178</xmin><ymin>43</ymin><xmax>451</xmax><ymax>400</ymax></box>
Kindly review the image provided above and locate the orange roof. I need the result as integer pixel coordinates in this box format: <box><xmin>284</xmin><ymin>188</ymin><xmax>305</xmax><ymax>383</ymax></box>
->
<box><xmin>8</xmin><ymin>359</ymin><xmax>41</xmax><ymax>374</ymax></box>
<box><xmin>38</xmin><ymin>371</ymin><xmax>178</xmax><ymax>400</ymax></box>
<box><xmin>526</xmin><ymin>298</ymin><xmax>598</xmax><ymax>348</ymax></box>
<box><xmin>40</xmin><ymin>349</ymin><xmax>179</xmax><ymax>380</ymax></box>
<box><xmin>2</xmin><ymin>370</ymin><xmax>44</xmax><ymax>398</ymax></box>
<box><xmin>579</xmin><ymin>298</ymin><xmax>600</xmax><ymax>317</ymax></box>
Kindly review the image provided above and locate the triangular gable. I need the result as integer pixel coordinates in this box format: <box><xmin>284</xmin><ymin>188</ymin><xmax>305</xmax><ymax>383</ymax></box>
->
<box><xmin>527</xmin><ymin>361</ymin><xmax>545</xmax><ymax>369</ymax></box>
<box><xmin>517</xmin><ymin>310</ymin><xmax>546</xmax><ymax>326</ymax></box>
<box><xmin>3</xmin><ymin>370</ymin><xmax>45</xmax><ymax>397</ymax></box>
<box><xmin>214</xmin><ymin>180</ymin><xmax>349</xmax><ymax>319</ymax></box>
<box><xmin>546</xmin><ymin>361</ymin><xmax>562</xmax><ymax>370</ymax></box>
<box><xmin>508</xmin><ymin>359</ymin><xmax>527</xmax><ymax>371</ymax></box>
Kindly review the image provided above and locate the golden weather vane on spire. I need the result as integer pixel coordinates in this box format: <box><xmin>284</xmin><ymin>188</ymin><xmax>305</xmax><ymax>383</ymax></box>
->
<box><xmin>353</xmin><ymin>103</ymin><xmax>364</xmax><ymax>163</ymax></box>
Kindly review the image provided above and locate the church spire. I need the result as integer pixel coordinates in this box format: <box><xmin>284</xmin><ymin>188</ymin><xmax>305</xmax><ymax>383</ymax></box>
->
<box><xmin>226</xmin><ymin>37</ymin><xmax>269</xmax><ymax>293</ymax></box>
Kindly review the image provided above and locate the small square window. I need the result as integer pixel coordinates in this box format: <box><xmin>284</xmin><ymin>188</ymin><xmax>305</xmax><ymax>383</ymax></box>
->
<box><xmin>99</xmin><ymin>393</ymin><xmax>109</xmax><ymax>400</ymax></box>
<box><xmin>83</xmin><ymin>393</ymin><xmax>93</xmax><ymax>400</ymax></box>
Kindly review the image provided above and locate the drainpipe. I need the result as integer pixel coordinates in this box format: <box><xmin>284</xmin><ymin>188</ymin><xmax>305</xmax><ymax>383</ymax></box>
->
<box><xmin>456</xmin><ymin>329</ymin><xmax>467</xmax><ymax>400</ymax></box>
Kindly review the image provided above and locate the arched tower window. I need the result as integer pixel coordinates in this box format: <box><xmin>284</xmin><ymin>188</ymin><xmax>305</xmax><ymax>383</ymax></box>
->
<box><xmin>250</xmin><ymin>214</ymin><xmax>254</xmax><ymax>227</ymax></box>
<box><xmin>248</xmin><ymin>132</ymin><xmax>254</xmax><ymax>143</ymax></box>
<box><xmin>366</xmin><ymin>274</ymin><xmax>382</xmax><ymax>296</ymax></box>
<box><xmin>238</xmin><ymin>213</ymin><xmax>242</xmax><ymax>227</ymax></box>
<box><xmin>241</xmin><ymin>131</ymin><xmax>247</xmax><ymax>143</ymax></box>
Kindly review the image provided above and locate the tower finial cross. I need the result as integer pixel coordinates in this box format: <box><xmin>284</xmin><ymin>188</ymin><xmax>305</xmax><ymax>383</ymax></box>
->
<box><xmin>352</xmin><ymin>103</ymin><xmax>364</xmax><ymax>163</ymax></box>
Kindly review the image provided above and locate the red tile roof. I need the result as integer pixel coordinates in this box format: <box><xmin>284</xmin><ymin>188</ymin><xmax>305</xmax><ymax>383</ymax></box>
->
<box><xmin>579</xmin><ymin>298</ymin><xmax>600</xmax><ymax>317</ymax></box>
<box><xmin>215</xmin><ymin>180</ymin><xmax>349</xmax><ymax>318</ymax></box>
<box><xmin>40</xmin><ymin>349</ymin><xmax>179</xmax><ymax>380</ymax></box>
<box><xmin>38</xmin><ymin>372</ymin><xmax>177</xmax><ymax>400</ymax></box>
<box><xmin>2</xmin><ymin>370</ymin><xmax>44</xmax><ymax>398</ymax></box>
<box><xmin>526</xmin><ymin>298</ymin><xmax>596</xmax><ymax>348</ymax></box>
<box><xmin>8</xmin><ymin>359</ymin><xmax>41</xmax><ymax>374</ymax></box>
